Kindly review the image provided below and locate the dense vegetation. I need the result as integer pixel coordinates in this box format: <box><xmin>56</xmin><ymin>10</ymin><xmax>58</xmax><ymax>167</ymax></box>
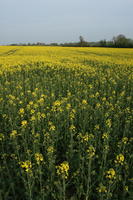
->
<box><xmin>10</xmin><ymin>34</ymin><xmax>133</xmax><ymax>48</ymax></box>
<box><xmin>0</xmin><ymin>47</ymin><xmax>133</xmax><ymax>200</ymax></box>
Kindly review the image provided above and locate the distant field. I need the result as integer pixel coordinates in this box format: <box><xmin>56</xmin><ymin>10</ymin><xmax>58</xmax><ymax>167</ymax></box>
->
<box><xmin>0</xmin><ymin>46</ymin><xmax>133</xmax><ymax>200</ymax></box>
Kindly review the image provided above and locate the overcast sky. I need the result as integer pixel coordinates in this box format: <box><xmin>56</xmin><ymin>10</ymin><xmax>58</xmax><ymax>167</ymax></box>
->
<box><xmin>0</xmin><ymin>0</ymin><xmax>133</xmax><ymax>44</ymax></box>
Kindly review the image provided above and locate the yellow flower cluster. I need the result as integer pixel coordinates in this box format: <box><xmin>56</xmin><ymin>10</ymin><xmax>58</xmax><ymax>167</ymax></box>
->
<box><xmin>19</xmin><ymin>160</ymin><xmax>32</xmax><ymax>172</ymax></box>
<box><xmin>19</xmin><ymin>108</ymin><xmax>25</xmax><ymax>115</ymax></box>
<box><xmin>102</xmin><ymin>132</ymin><xmax>109</xmax><ymax>140</ymax></box>
<box><xmin>10</xmin><ymin>130</ymin><xmax>17</xmax><ymax>138</ymax></box>
<box><xmin>82</xmin><ymin>99</ymin><xmax>87</xmax><ymax>105</ymax></box>
<box><xmin>86</xmin><ymin>145</ymin><xmax>95</xmax><ymax>159</ymax></box>
<box><xmin>115</xmin><ymin>154</ymin><xmax>124</xmax><ymax>165</ymax></box>
<box><xmin>56</xmin><ymin>161</ymin><xmax>69</xmax><ymax>179</ymax></box>
<box><xmin>47</xmin><ymin>146</ymin><xmax>54</xmax><ymax>154</ymax></box>
<box><xmin>35</xmin><ymin>153</ymin><xmax>44</xmax><ymax>165</ymax></box>
<box><xmin>122</xmin><ymin>137</ymin><xmax>128</xmax><ymax>144</ymax></box>
<box><xmin>69</xmin><ymin>125</ymin><xmax>76</xmax><ymax>131</ymax></box>
<box><xmin>106</xmin><ymin>168</ymin><xmax>116</xmax><ymax>180</ymax></box>
<box><xmin>21</xmin><ymin>120</ymin><xmax>28</xmax><ymax>127</ymax></box>
<box><xmin>105</xmin><ymin>119</ymin><xmax>112</xmax><ymax>128</ymax></box>
<box><xmin>77</xmin><ymin>133</ymin><xmax>94</xmax><ymax>143</ymax></box>
<box><xmin>97</xmin><ymin>183</ymin><xmax>107</xmax><ymax>193</ymax></box>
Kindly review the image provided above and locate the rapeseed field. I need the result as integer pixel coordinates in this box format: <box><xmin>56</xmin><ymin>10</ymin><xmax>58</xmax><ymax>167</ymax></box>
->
<box><xmin>0</xmin><ymin>46</ymin><xmax>133</xmax><ymax>200</ymax></box>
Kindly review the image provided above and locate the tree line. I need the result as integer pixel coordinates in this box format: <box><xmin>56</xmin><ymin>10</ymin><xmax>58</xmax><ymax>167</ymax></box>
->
<box><xmin>10</xmin><ymin>34</ymin><xmax>133</xmax><ymax>48</ymax></box>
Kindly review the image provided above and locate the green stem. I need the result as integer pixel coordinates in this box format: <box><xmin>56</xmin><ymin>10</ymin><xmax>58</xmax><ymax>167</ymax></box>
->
<box><xmin>86</xmin><ymin>159</ymin><xmax>92</xmax><ymax>200</ymax></box>
<box><xmin>63</xmin><ymin>178</ymin><xmax>66</xmax><ymax>200</ymax></box>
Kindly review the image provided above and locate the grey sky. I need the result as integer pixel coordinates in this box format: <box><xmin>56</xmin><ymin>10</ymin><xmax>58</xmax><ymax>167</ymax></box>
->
<box><xmin>0</xmin><ymin>0</ymin><xmax>133</xmax><ymax>44</ymax></box>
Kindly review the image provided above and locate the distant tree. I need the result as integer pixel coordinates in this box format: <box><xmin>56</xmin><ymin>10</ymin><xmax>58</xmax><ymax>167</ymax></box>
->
<box><xmin>79</xmin><ymin>36</ymin><xmax>89</xmax><ymax>47</ymax></box>
<box><xmin>79</xmin><ymin>36</ymin><xmax>84</xmax><ymax>46</ymax></box>
<box><xmin>127</xmin><ymin>39</ymin><xmax>133</xmax><ymax>48</ymax></box>
<box><xmin>50</xmin><ymin>43</ymin><xmax>58</xmax><ymax>46</ymax></box>
<box><xmin>106</xmin><ymin>41</ymin><xmax>114</xmax><ymax>47</ymax></box>
<box><xmin>99</xmin><ymin>39</ymin><xmax>107</xmax><ymax>47</ymax></box>
<box><xmin>112</xmin><ymin>34</ymin><xmax>128</xmax><ymax>48</ymax></box>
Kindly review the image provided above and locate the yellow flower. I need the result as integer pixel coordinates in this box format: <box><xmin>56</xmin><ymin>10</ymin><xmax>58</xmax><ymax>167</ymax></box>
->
<box><xmin>38</xmin><ymin>98</ymin><xmax>44</xmax><ymax>104</ymax></box>
<box><xmin>19</xmin><ymin>160</ymin><xmax>32</xmax><ymax>172</ymax></box>
<box><xmin>124</xmin><ymin>186</ymin><xmax>128</xmax><ymax>192</ymax></box>
<box><xmin>32</xmin><ymin>92</ymin><xmax>37</xmax><ymax>97</ymax></box>
<box><xmin>94</xmin><ymin>124</ymin><xmax>100</xmax><ymax>130</ymax></box>
<box><xmin>49</xmin><ymin>125</ymin><xmax>56</xmax><ymax>131</ymax></box>
<box><xmin>82</xmin><ymin>99</ymin><xmax>87</xmax><ymax>105</ymax></box>
<box><xmin>102</xmin><ymin>97</ymin><xmax>106</xmax><ymax>101</ymax></box>
<box><xmin>56</xmin><ymin>161</ymin><xmax>69</xmax><ymax>179</ymax></box>
<box><xmin>69</xmin><ymin>125</ymin><xmax>76</xmax><ymax>131</ymax></box>
<box><xmin>30</xmin><ymin>115</ymin><xmax>36</xmax><ymax>121</ymax></box>
<box><xmin>79</xmin><ymin>133</ymin><xmax>94</xmax><ymax>143</ymax></box>
<box><xmin>10</xmin><ymin>130</ymin><xmax>17</xmax><ymax>138</ymax></box>
<box><xmin>66</xmin><ymin>103</ymin><xmax>71</xmax><ymax>110</ymax></box>
<box><xmin>96</xmin><ymin>103</ymin><xmax>101</xmax><ymax>108</ymax></box>
<box><xmin>47</xmin><ymin>146</ymin><xmax>54</xmax><ymax>154</ymax></box>
<box><xmin>41</xmin><ymin>113</ymin><xmax>46</xmax><ymax>118</ymax></box>
<box><xmin>105</xmin><ymin>119</ymin><xmax>112</xmax><ymax>128</ymax></box>
<box><xmin>87</xmin><ymin>145</ymin><xmax>95</xmax><ymax>159</ymax></box>
<box><xmin>106</xmin><ymin>168</ymin><xmax>116</xmax><ymax>180</ymax></box>
<box><xmin>88</xmin><ymin>84</ymin><xmax>93</xmax><ymax>89</ymax></box>
<box><xmin>69</xmin><ymin>108</ymin><xmax>76</xmax><ymax>118</ymax></box>
<box><xmin>120</xmin><ymin>91</ymin><xmax>125</xmax><ymax>97</ymax></box>
<box><xmin>29</xmin><ymin>101</ymin><xmax>34</xmax><ymax>105</ymax></box>
<box><xmin>21</xmin><ymin>120</ymin><xmax>28</xmax><ymax>127</ymax></box>
<box><xmin>115</xmin><ymin>154</ymin><xmax>124</xmax><ymax>165</ymax></box>
<box><xmin>82</xmin><ymin>135</ymin><xmax>89</xmax><ymax>142</ymax></box>
<box><xmin>97</xmin><ymin>183</ymin><xmax>107</xmax><ymax>193</ymax></box>
<box><xmin>33</xmin><ymin>103</ymin><xmax>38</xmax><ymax>109</ymax></box>
<box><xmin>34</xmin><ymin>133</ymin><xmax>40</xmax><ymax>138</ymax></box>
<box><xmin>95</xmin><ymin>92</ymin><xmax>100</xmax><ymax>97</ymax></box>
<box><xmin>35</xmin><ymin>153</ymin><xmax>44</xmax><ymax>165</ymax></box>
<box><xmin>30</xmin><ymin>109</ymin><xmax>35</xmax><ymax>114</ymax></box>
<box><xmin>122</xmin><ymin>137</ymin><xmax>128</xmax><ymax>144</ymax></box>
<box><xmin>52</xmin><ymin>100</ymin><xmax>63</xmax><ymax>112</ymax></box>
<box><xmin>0</xmin><ymin>133</ymin><xmax>4</xmax><ymax>141</ymax></box>
<box><xmin>19</xmin><ymin>108</ymin><xmax>25</xmax><ymax>115</ymax></box>
<box><xmin>102</xmin><ymin>132</ymin><xmax>109</xmax><ymax>140</ymax></box>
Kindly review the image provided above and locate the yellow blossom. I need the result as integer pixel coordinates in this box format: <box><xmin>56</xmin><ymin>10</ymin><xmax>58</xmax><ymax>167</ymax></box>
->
<box><xmin>30</xmin><ymin>109</ymin><xmax>35</xmax><ymax>114</ymax></box>
<box><xmin>19</xmin><ymin>108</ymin><xmax>25</xmax><ymax>115</ymax></box>
<box><xmin>122</xmin><ymin>137</ymin><xmax>128</xmax><ymax>144</ymax></box>
<box><xmin>19</xmin><ymin>160</ymin><xmax>32</xmax><ymax>172</ymax></box>
<box><xmin>47</xmin><ymin>146</ymin><xmax>54</xmax><ymax>154</ymax></box>
<box><xmin>69</xmin><ymin>125</ymin><xmax>76</xmax><ymax>131</ymax></box>
<box><xmin>106</xmin><ymin>168</ymin><xmax>116</xmax><ymax>180</ymax></box>
<box><xmin>97</xmin><ymin>183</ymin><xmax>107</xmax><ymax>193</ymax></box>
<box><xmin>10</xmin><ymin>130</ymin><xmax>17</xmax><ymax>138</ymax></box>
<box><xmin>105</xmin><ymin>119</ymin><xmax>112</xmax><ymax>128</ymax></box>
<box><xmin>49</xmin><ymin>125</ymin><xmax>56</xmax><ymax>131</ymax></box>
<box><xmin>87</xmin><ymin>145</ymin><xmax>95</xmax><ymax>159</ymax></box>
<box><xmin>56</xmin><ymin>161</ymin><xmax>69</xmax><ymax>179</ymax></box>
<box><xmin>82</xmin><ymin>99</ymin><xmax>87</xmax><ymax>105</ymax></box>
<box><xmin>21</xmin><ymin>120</ymin><xmax>28</xmax><ymax>127</ymax></box>
<box><xmin>0</xmin><ymin>133</ymin><xmax>4</xmax><ymax>141</ymax></box>
<box><xmin>94</xmin><ymin>124</ymin><xmax>100</xmax><ymax>130</ymax></box>
<box><xmin>30</xmin><ymin>115</ymin><xmax>36</xmax><ymax>121</ymax></box>
<box><xmin>35</xmin><ymin>153</ymin><xmax>44</xmax><ymax>164</ymax></box>
<box><xmin>102</xmin><ymin>132</ymin><xmax>109</xmax><ymax>140</ymax></box>
<box><xmin>115</xmin><ymin>154</ymin><xmax>124</xmax><ymax>165</ymax></box>
<box><xmin>66</xmin><ymin>103</ymin><xmax>71</xmax><ymax>110</ymax></box>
